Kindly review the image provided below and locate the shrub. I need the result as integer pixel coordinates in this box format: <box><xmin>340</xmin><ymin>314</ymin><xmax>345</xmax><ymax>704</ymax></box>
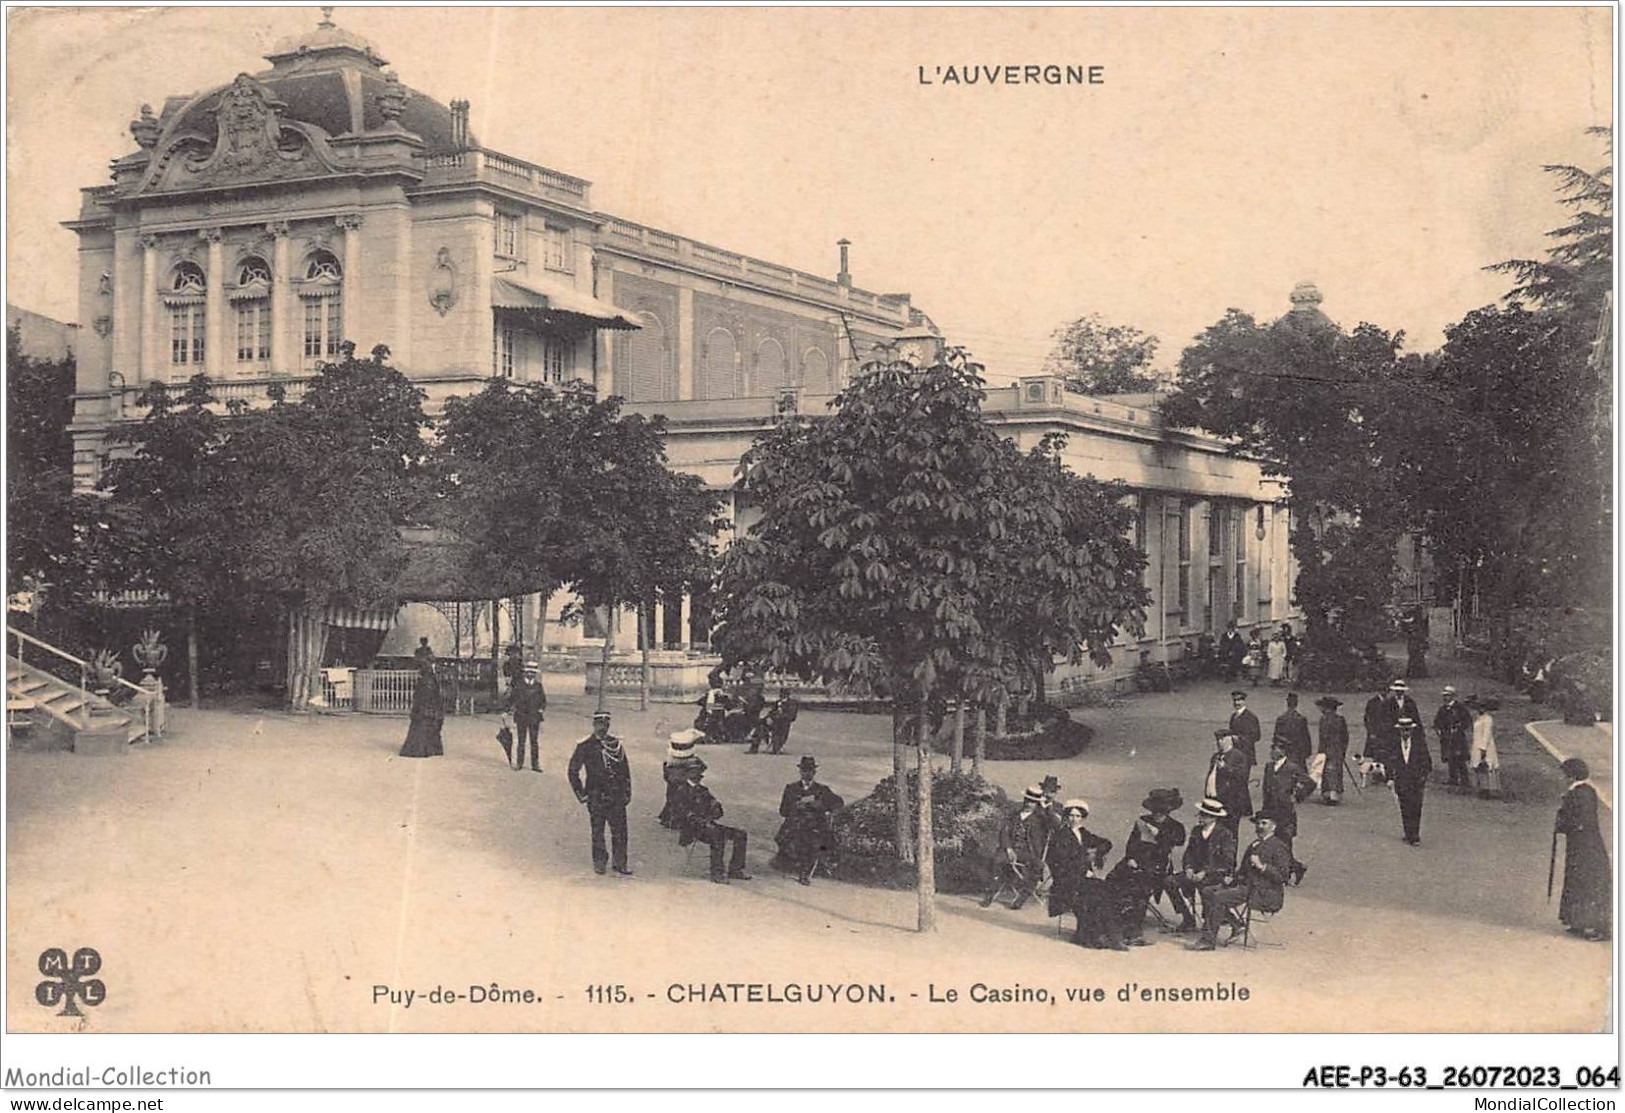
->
<box><xmin>830</xmin><ymin>769</ymin><xmax>1010</xmax><ymax>892</ymax></box>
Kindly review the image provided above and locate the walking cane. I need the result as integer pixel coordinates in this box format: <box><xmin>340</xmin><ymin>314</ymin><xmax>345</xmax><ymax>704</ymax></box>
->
<box><xmin>1344</xmin><ymin>755</ymin><xmax>1364</xmax><ymax>795</ymax></box>
<box><xmin>1547</xmin><ymin>829</ymin><xmax>1559</xmax><ymax>904</ymax></box>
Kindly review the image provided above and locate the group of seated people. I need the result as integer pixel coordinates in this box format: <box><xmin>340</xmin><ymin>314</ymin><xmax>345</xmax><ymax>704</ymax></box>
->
<box><xmin>982</xmin><ymin>784</ymin><xmax>1293</xmax><ymax>951</ymax></box>
<box><xmin>693</xmin><ymin>675</ymin><xmax>802</xmax><ymax>754</ymax></box>
<box><xmin>659</xmin><ymin>732</ymin><xmax>842</xmax><ymax>885</ymax></box>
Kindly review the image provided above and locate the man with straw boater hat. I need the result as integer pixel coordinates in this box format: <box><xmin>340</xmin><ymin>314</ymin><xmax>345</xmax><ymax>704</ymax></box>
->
<box><xmin>981</xmin><ymin>785</ymin><xmax>1049</xmax><ymax>910</ymax></box>
<box><xmin>1388</xmin><ymin>714</ymin><xmax>1432</xmax><ymax>846</ymax></box>
<box><xmin>504</xmin><ymin>660</ymin><xmax>548</xmax><ymax>772</ymax></box>
<box><xmin>1172</xmin><ymin>797</ymin><xmax>1237</xmax><ymax>933</ymax></box>
<box><xmin>1190</xmin><ymin>807</ymin><xmax>1292</xmax><ymax>951</ymax></box>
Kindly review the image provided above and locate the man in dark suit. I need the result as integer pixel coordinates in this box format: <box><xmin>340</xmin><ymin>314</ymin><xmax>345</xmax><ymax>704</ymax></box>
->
<box><xmin>1202</xmin><ymin>730</ymin><xmax>1252</xmax><ymax>836</ymax></box>
<box><xmin>1172</xmin><ymin>797</ymin><xmax>1238</xmax><ymax>932</ymax></box>
<box><xmin>1261</xmin><ymin>738</ymin><xmax>1315</xmax><ymax>885</ymax></box>
<box><xmin>981</xmin><ymin>786</ymin><xmax>1049</xmax><ymax>910</ymax></box>
<box><xmin>677</xmin><ymin>765</ymin><xmax>751</xmax><ymax>883</ymax></box>
<box><xmin>1433</xmin><ymin>685</ymin><xmax>1474</xmax><ymax>787</ymax></box>
<box><xmin>1272</xmin><ymin>692</ymin><xmax>1312</xmax><ymax>766</ymax></box>
<box><xmin>775</xmin><ymin>756</ymin><xmax>844</xmax><ymax>885</ymax></box>
<box><xmin>1228</xmin><ymin>690</ymin><xmax>1262</xmax><ymax>771</ymax></box>
<box><xmin>566</xmin><ymin>712</ymin><xmax>634</xmax><ymax>876</ymax></box>
<box><xmin>1371</xmin><ymin>679</ymin><xmax>1423</xmax><ymax>771</ymax></box>
<box><xmin>1218</xmin><ymin>622</ymin><xmax>1247</xmax><ymax>681</ymax></box>
<box><xmin>1389</xmin><ymin>715</ymin><xmax>1433</xmax><ymax>845</ymax></box>
<box><xmin>1190</xmin><ymin>809</ymin><xmax>1293</xmax><ymax>950</ymax></box>
<box><xmin>505</xmin><ymin>661</ymin><xmax>548</xmax><ymax>772</ymax></box>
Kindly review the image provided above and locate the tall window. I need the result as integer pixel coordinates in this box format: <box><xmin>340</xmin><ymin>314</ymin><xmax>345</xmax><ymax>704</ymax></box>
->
<box><xmin>544</xmin><ymin>225</ymin><xmax>571</xmax><ymax>271</ymax></box>
<box><xmin>236</xmin><ymin>302</ymin><xmax>272</xmax><ymax>365</ymax></box>
<box><xmin>541</xmin><ymin>336</ymin><xmax>567</xmax><ymax>382</ymax></box>
<box><xmin>233</xmin><ymin>256</ymin><xmax>273</xmax><ymax>368</ymax></box>
<box><xmin>496</xmin><ymin>211</ymin><xmax>523</xmax><ymax>259</ymax></box>
<box><xmin>299</xmin><ymin>251</ymin><xmax>343</xmax><ymax>369</ymax></box>
<box><xmin>302</xmin><ymin>298</ymin><xmax>342</xmax><ymax>365</ymax></box>
<box><xmin>167</xmin><ymin>262</ymin><xmax>208</xmax><ymax>369</ymax></box>
<box><xmin>493</xmin><ymin>322</ymin><xmax>516</xmax><ymax>377</ymax></box>
<box><xmin>170</xmin><ymin>304</ymin><xmax>205</xmax><ymax>367</ymax></box>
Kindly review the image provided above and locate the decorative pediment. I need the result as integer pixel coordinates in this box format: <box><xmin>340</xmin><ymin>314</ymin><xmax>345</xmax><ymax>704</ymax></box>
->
<box><xmin>136</xmin><ymin>74</ymin><xmax>342</xmax><ymax>194</ymax></box>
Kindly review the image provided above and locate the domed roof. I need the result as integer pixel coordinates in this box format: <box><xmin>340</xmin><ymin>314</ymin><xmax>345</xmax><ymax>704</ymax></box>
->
<box><xmin>1272</xmin><ymin>279</ymin><xmax>1337</xmax><ymax>336</ymax></box>
<box><xmin>150</xmin><ymin>12</ymin><xmax>464</xmax><ymax>153</ymax></box>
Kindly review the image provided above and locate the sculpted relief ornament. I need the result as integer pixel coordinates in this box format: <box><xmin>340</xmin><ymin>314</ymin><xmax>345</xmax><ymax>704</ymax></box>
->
<box><xmin>137</xmin><ymin>74</ymin><xmax>341</xmax><ymax>193</ymax></box>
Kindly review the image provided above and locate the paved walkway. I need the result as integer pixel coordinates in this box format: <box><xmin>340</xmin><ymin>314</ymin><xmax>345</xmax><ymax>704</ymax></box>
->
<box><xmin>5</xmin><ymin>656</ymin><xmax>1609</xmax><ymax>1034</ymax></box>
<box><xmin>1526</xmin><ymin>721</ymin><xmax>1613</xmax><ymax>810</ymax></box>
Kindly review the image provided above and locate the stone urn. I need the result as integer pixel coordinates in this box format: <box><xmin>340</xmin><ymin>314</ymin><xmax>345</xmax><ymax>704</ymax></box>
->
<box><xmin>86</xmin><ymin>648</ymin><xmax>123</xmax><ymax>715</ymax></box>
<box><xmin>130</xmin><ymin>629</ymin><xmax>168</xmax><ymax>737</ymax></box>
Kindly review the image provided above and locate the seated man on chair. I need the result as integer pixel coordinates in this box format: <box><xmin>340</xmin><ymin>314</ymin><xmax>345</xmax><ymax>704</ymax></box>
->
<box><xmin>775</xmin><ymin>756</ymin><xmax>844</xmax><ymax>885</ymax></box>
<box><xmin>678</xmin><ymin>765</ymin><xmax>752</xmax><ymax>884</ymax></box>
<box><xmin>1190</xmin><ymin>807</ymin><xmax>1292</xmax><ymax>951</ymax></box>
<box><xmin>1171</xmin><ymin>796</ymin><xmax>1237</xmax><ymax>932</ymax></box>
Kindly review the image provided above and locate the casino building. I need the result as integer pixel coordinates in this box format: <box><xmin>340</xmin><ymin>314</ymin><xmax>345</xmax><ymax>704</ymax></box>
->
<box><xmin>61</xmin><ymin>13</ymin><xmax>1298</xmax><ymax>694</ymax></box>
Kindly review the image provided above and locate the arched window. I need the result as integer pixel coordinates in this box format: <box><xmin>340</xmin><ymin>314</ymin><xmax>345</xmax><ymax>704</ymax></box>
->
<box><xmin>171</xmin><ymin>261</ymin><xmax>206</xmax><ymax>295</ymax></box>
<box><xmin>620</xmin><ymin>313</ymin><xmax>670</xmax><ymax>401</ymax></box>
<box><xmin>167</xmin><ymin>262</ymin><xmax>207</xmax><ymax>368</ymax></box>
<box><xmin>233</xmin><ymin>256</ymin><xmax>273</xmax><ymax>368</ymax></box>
<box><xmin>304</xmin><ymin>250</ymin><xmax>342</xmax><ymax>283</ymax></box>
<box><xmin>802</xmin><ymin>346</ymin><xmax>832</xmax><ymax>394</ymax></box>
<box><xmin>754</xmin><ymin>337</ymin><xmax>786</xmax><ymax>397</ymax></box>
<box><xmin>299</xmin><ymin>250</ymin><xmax>343</xmax><ymax>368</ymax></box>
<box><xmin>701</xmin><ymin>327</ymin><xmax>737</xmax><ymax>400</ymax></box>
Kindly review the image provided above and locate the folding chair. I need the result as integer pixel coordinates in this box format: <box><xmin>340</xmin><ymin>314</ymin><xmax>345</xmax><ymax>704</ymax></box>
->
<box><xmin>1235</xmin><ymin>897</ymin><xmax>1284</xmax><ymax>949</ymax></box>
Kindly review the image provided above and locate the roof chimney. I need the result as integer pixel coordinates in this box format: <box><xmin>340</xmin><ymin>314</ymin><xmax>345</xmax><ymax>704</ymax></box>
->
<box><xmin>450</xmin><ymin>99</ymin><xmax>471</xmax><ymax>149</ymax></box>
<box><xmin>836</xmin><ymin>238</ymin><xmax>851</xmax><ymax>288</ymax></box>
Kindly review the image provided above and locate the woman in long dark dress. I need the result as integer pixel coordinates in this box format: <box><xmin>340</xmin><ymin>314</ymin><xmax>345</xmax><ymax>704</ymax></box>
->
<box><xmin>399</xmin><ymin>661</ymin><xmax>445</xmax><ymax>758</ymax></box>
<box><xmin>1556</xmin><ymin>758</ymin><xmax>1610</xmax><ymax>940</ymax></box>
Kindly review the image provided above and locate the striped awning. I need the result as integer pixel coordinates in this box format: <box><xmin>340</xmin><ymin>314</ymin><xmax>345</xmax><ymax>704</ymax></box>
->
<box><xmin>320</xmin><ymin>605</ymin><xmax>398</xmax><ymax>631</ymax></box>
<box><xmin>492</xmin><ymin>275</ymin><xmax>642</xmax><ymax>330</ymax></box>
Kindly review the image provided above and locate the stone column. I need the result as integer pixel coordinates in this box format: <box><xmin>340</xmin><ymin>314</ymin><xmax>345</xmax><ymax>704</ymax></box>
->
<box><xmin>267</xmin><ymin>221</ymin><xmax>293</xmax><ymax>375</ymax></box>
<box><xmin>199</xmin><ymin>227</ymin><xmax>225</xmax><ymax>375</ymax></box>
<box><xmin>593</xmin><ymin>261</ymin><xmax>614</xmax><ymax>399</ymax></box>
<box><xmin>138</xmin><ymin>234</ymin><xmax>159</xmax><ymax>381</ymax></box>
<box><xmin>678</xmin><ymin>593</ymin><xmax>692</xmax><ymax>650</ymax></box>
<box><xmin>677</xmin><ymin>286</ymin><xmax>695</xmax><ymax>400</ymax></box>
<box><xmin>336</xmin><ymin>213</ymin><xmax>364</xmax><ymax>348</ymax></box>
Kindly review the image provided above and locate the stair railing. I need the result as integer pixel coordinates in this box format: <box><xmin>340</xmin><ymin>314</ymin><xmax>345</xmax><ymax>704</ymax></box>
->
<box><xmin>8</xmin><ymin>626</ymin><xmax>153</xmax><ymax>740</ymax></box>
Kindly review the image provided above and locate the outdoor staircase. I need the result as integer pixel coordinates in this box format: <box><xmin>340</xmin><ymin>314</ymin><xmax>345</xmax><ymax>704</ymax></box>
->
<box><xmin>6</xmin><ymin>630</ymin><xmax>156</xmax><ymax>753</ymax></box>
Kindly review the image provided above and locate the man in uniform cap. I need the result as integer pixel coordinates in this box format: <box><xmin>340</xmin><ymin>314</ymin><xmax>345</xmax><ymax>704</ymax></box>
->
<box><xmin>1261</xmin><ymin>738</ymin><xmax>1315</xmax><ymax>885</ymax></box>
<box><xmin>1190</xmin><ymin>807</ymin><xmax>1292</xmax><ymax>950</ymax></box>
<box><xmin>567</xmin><ymin>712</ymin><xmax>633</xmax><ymax>875</ymax></box>
<box><xmin>505</xmin><ymin>661</ymin><xmax>548</xmax><ymax>772</ymax></box>
<box><xmin>1433</xmin><ymin>685</ymin><xmax>1473</xmax><ymax>788</ymax></box>
<box><xmin>1203</xmin><ymin>730</ymin><xmax>1252</xmax><ymax>836</ymax></box>
<box><xmin>1228</xmin><ymin>691</ymin><xmax>1262</xmax><ymax>772</ymax></box>
<box><xmin>1172</xmin><ymin>797</ymin><xmax>1237</xmax><ymax>932</ymax></box>
<box><xmin>981</xmin><ymin>786</ymin><xmax>1049</xmax><ymax>910</ymax></box>
<box><xmin>1388</xmin><ymin>714</ymin><xmax>1433</xmax><ymax>845</ymax></box>
<box><xmin>775</xmin><ymin>756</ymin><xmax>844</xmax><ymax>885</ymax></box>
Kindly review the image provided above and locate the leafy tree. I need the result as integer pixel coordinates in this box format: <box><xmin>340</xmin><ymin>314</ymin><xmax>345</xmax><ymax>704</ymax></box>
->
<box><xmin>1044</xmin><ymin>313</ymin><xmax>1160</xmax><ymax>394</ymax></box>
<box><xmin>440</xmin><ymin>381</ymin><xmax>722</xmax><ymax>710</ymax></box>
<box><xmin>6</xmin><ymin>327</ymin><xmax>79</xmax><ymax>592</ymax></box>
<box><xmin>99</xmin><ymin>375</ymin><xmax>243</xmax><ymax>705</ymax></box>
<box><xmin>231</xmin><ymin>345</ymin><xmax>433</xmax><ymax>707</ymax></box>
<box><xmin>713</xmin><ymin>351</ymin><xmax>1145</xmax><ymax>931</ymax></box>
<box><xmin>1162</xmin><ymin>310</ymin><xmax>1415</xmax><ymax>681</ymax></box>
<box><xmin>1488</xmin><ymin>127</ymin><xmax>1613</xmax><ymax>322</ymax></box>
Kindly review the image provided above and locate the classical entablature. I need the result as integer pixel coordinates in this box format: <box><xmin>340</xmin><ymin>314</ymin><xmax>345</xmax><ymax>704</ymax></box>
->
<box><xmin>135</xmin><ymin>74</ymin><xmax>345</xmax><ymax>194</ymax></box>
